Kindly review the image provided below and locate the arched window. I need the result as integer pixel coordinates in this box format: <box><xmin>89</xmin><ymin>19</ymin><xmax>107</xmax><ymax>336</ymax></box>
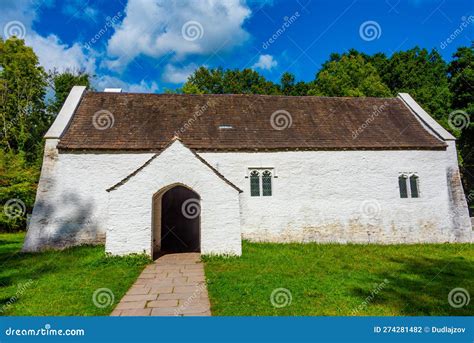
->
<box><xmin>250</xmin><ymin>170</ymin><xmax>260</xmax><ymax>196</ymax></box>
<box><xmin>398</xmin><ymin>174</ymin><xmax>408</xmax><ymax>198</ymax></box>
<box><xmin>409</xmin><ymin>174</ymin><xmax>419</xmax><ymax>198</ymax></box>
<box><xmin>262</xmin><ymin>170</ymin><xmax>272</xmax><ymax>196</ymax></box>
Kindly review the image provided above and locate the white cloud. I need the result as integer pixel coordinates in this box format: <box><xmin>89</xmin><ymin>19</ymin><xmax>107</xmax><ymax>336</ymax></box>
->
<box><xmin>127</xmin><ymin>80</ymin><xmax>159</xmax><ymax>93</ymax></box>
<box><xmin>1</xmin><ymin>0</ymin><xmax>95</xmax><ymax>74</ymax></box>
<box><xmin>106</xmin><ymin>0</ymin><xmax>251</xmax><ymax>70</ymax></box>
<box><xmin>95</xmin><ymin>75</ymin><xmax>159</xmax><ymax>93</ymax></box>
<box><xmin>0</xmin><ymin>0</ymin><xmax>216</xmax><ymax>93</ymax></box>
<box><xmin>1</xmin><ymin>0</ymin><xmax>41</xmax><ymax>30</ymax></box>
<box><xmin>26</xmin><ymin>34</ymin><xmax>95</xmax><ymax>74</ymax></box>
<box><xmin>252</xmin><ymin>54</ymin><xmax>277</xmax><ymax>70</ymax></box>
<box><xmin>162</xmin><ymin>63</ymin><xmax>198</xmax><ymax>83</ymax></box>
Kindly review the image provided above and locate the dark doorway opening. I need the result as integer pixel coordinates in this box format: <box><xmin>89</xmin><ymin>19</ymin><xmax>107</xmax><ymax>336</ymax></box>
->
<box><xmin>160</xmin><ymin>185</ymin><xmax>200</xmax><ymax>254</ymax></box>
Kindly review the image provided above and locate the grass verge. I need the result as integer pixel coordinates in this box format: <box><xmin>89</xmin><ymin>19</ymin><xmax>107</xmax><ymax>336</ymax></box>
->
<box><xmin>0</xmin><ymin>232</ymin><xmax>149</xmax><ymax>315</ymax></box>
<box><xmin>203</xmin><ymin>241</ymin><xmax>473</xmax><ymax>316</ymax></box>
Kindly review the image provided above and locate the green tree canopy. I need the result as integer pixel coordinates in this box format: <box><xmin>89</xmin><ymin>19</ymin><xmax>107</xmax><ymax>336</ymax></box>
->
<box><xmin>182</xmin><ymin>67</ymin><xmax>280</xmax><ymax>94</ymax></box>
<box><xmin>0</xmin><ymin>38</ymin><xmax>48</xmax><ymax>157</ymax></box>
<box><xmin>448</xmin><ymin>46</ymin><xmax>474</xmax><ymax>110</ymax></box>
<box><xmin>381</xmin><ymin>47</ymin><xmax>451</xmax><ymax>122</ymax></box>
<box><xmin>448</xmin><ymin>45</ymin><xmax>474</xmax><ymax>204</ymax></box>
<box><xmin>280</xmin><ymin>72</ymin><xmax>310</xmax><ymax>96</ymax></box>
<box><xmin>48</xmin><ymin>69</ymin><xmax>92</xmax><ymax>115</ymax></box>
<box><xmin>307</xmin><ymin>54</ymin><xmax>392</xmax><ymax>97</ymax></box>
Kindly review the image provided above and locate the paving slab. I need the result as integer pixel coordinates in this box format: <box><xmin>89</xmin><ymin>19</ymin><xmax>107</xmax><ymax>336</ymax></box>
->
<box><xmin>111</xmin><ymin>253</ymin><xmax>211</xmax><ymax>316</ymax></box>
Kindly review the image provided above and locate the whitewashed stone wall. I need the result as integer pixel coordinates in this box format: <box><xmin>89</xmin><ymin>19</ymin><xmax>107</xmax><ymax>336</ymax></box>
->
<box><xmin>201</xmin><ymin>148</ymin><xmax>471</xmax><ymax>243</ymax></box>
<box><xmin>106</xmin><ymin>141</ymin><xmax>242</xmax><ymax>256</ymax></box>
<box><xmin>24</xmin><ymin>137</ymin><xmax>471</xmax><ymax>254</ymax></box>
<box><xmin>23</xmin><ymin>139</ymin><xmax>155</xmax><ymax>251</ymax></box>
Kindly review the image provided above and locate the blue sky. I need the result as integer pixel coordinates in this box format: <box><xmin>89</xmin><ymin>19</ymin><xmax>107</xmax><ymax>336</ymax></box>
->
<box><xmin>1</xmin><ymin>0</ymin><xmax>473</xmax><ymax>93</ymax></box>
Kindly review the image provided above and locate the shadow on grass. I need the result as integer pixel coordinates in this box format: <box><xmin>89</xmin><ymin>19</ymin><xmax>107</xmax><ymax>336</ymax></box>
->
<box><xmin>350</xmin><ymin>255</ymin><xmax>473</xmax><ymax>316</ymax></box>
<box><xmin>204</xmin><ymin>241</ymin><xmax>473</xmax><ymax>316</ymax></box>
<box><xmin>0</xmin><ymin>234</ymin><xmax>150</xmax><ymax>315</ymax></box>
<box><xmin>0</xmin><ymin>239</ymin><xmax>19</xmax><ymax>245</ymax></box>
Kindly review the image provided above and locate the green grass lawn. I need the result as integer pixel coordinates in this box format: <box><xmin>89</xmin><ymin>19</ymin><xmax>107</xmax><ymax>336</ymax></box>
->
<box><xmin>1</xmin><ymin>233</ymin><xmax>472</xmax><ymax>316</ymax></box>
<box><xmin>0</xmin><ymin>232</ymin><xmax>149</xmax><ymax>316</ymax></box>
<box><xmin>203</xmin><ymin>241</ymin><xmax>473</xmax><ymax>316</ymax></box>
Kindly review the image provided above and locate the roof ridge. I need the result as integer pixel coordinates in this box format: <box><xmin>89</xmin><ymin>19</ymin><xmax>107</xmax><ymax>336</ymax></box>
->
<box><xmin>86</xmin><ymin>91</ymin><xmax>399</xmax><ymax>100</ymax></box>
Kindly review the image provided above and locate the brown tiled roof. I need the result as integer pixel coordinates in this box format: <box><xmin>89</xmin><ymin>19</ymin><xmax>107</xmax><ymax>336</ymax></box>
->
<box><xmin>57</xmin><ymin>92</ymin><xmax>446</xmax><ymax>151</ymax></box>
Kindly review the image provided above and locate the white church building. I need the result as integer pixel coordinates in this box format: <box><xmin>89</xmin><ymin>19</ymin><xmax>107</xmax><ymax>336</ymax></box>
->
<box><xmin>23</xmin><ymin>86</ymin><xmax>472</xmax><ymax>256</ymax></box>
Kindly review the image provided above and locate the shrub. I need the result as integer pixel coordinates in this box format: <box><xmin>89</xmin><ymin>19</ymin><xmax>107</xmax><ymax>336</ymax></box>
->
<box><xmin>0</xmin><ymin>150</ymin><xmax>40</xmax><ymax>232</ymax></box>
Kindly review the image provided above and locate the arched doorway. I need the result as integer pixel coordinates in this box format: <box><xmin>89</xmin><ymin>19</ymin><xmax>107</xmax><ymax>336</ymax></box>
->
<box><xmin>152</xmin><ymin>185</ymin><xmax>200</xmax><ymax>256</ymax></box>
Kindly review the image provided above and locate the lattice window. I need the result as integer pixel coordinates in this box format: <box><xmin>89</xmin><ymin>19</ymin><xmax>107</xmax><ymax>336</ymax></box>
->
<box><xmin>248</xmin><ymin>168</ymin><xmax>274</xmax><ymax>197</ymax></box>
<box><xmin>409</xmin><ymin>174</ymin><xmax>419</xmax><ymax>198</ymax></box>
<box><xmin>250</xmin><ymin>170</ymin><xmax>260</xmax><ymax>196</ymax></box>
<box><xmin>262</xmin><ymin>170</ymin><xmax>272</xmax><ymax>196</ymax></box>
<box><xmin>398</xmin><ymin>174</ymin><xmax>408</xmax><ymax>198</ymax></box>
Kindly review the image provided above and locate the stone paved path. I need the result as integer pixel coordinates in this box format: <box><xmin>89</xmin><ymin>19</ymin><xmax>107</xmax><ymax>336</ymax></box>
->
<box><xmin>111</xmin><ymin>253</ymin><xmax>211</xmax><ymax>316</ymax></box>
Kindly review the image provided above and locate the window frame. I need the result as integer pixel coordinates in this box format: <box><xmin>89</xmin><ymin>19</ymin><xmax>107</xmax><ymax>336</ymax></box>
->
<box><xmin>249</xmin><ymin>170</ymin><xmax>261</xmax><ymax>197</ymax></box>
<box><xmin>409</xmin><ymin>174</ymin><xmax>420</xmax><ymax>198</ymax></box>
<box><xmin>398</xmin><ymin>174</ymin><xmax>409</xmax><ymax>198</ymax></box>
<box><xmin>398</xmin><ymin>172</ymin><xmax>420</xmax><ymax>199</ymax></box>
<box><xmin>247</xmin><ymin>168</ymin><xmax>274</xmax><ymax>197</ymax></box>
<box><xmin>261</xmin><ymin>170</ymin><xmax>272</xmax><ymax>196</ymax></box>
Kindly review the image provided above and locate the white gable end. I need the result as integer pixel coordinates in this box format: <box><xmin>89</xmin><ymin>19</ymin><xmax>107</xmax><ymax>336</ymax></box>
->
<box><xmin>106</xmin><ymin>140</ymin><xmax>242</xmax><ymax>256</ymax></box>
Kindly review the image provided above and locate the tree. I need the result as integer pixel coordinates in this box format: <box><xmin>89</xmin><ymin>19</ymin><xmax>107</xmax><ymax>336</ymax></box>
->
<box><xmin>381</xmin><ymin>47</ymin><xmax>451</xmax><ymax>123</ymax></box>
<box><xmin>308</xmin><ymin>54</ymin><xmax>392</xmax><ymax>97</ymax></box>
<box><xmin>280</xmin><ymin>72</ymin><xmax>295</xmax><ymax>92</ymax></box>
<box><xmin>365</xmin><ymin>52</ymin><xmax>389</xmax><ymax>76</ymax></box>
<box><xmin>48</xmin><ymin>69</ymin><xmax>92</xmax><ymax>115</ymax></box>
<box><xmin>0</xmin><ymin>38</ymin><xmax>48</xmax><ymax>157</ymax></box>
<box><xmin>182</xmin><ymin>67</ymin><xmax>280</xmax><ymax>94</ymax></box>
<box><xmin>280</xmin><ymin>72</ymin><xmax>310</xmax><ymax>96</ymax></box>
<box><xmin>0</xmin><ymin>149</ymin><xmax>39</xmax><ymax>231</ymax></box>
<box><xmin>448</xmin><ymin>45</ymin><xmax>474</xmax><ymax>212</ymax></box>
<box><xmin>448</xmin><ymin>46</ymin><xmax>474</xmax><ymax>110</ymax></box>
